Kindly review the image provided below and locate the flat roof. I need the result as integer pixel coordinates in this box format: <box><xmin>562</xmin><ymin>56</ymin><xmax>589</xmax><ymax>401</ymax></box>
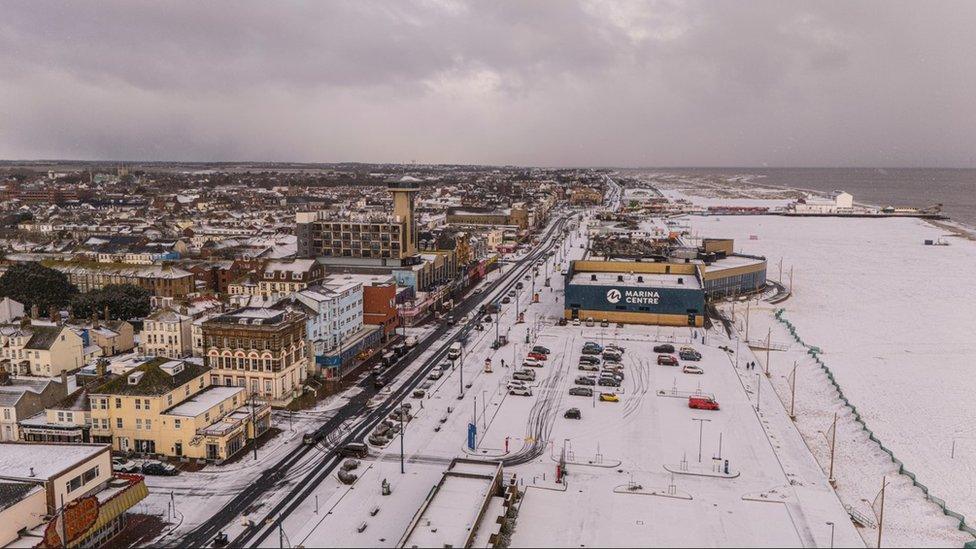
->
<box><xmin>0</xmin><ymin>443</ymin><xmax>108</xmax><ymax>481</ymax></box>
<box><xmin>402</xmin><ymin>475</ymin><xmax>493</xmax><ymax>548</ymax></box>
<box><xmin>164</xmin><ymin>386</ymin><xmax>243</xmax><ymax>417</ymax></box>
<box><xmin>569</xmin><ymin>271</ymin><xmax>702</xmax><ymax>290</ymax></box>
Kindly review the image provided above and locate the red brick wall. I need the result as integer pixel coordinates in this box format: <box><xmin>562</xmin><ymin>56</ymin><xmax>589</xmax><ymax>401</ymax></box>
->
<box><xmin>362</xmin><ymin>283</ymin><xmax>399</xmax><ymax>335</ymax></box>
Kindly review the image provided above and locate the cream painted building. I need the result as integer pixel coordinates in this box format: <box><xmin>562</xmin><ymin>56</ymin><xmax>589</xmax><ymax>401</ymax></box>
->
<box><xmin>0</xmin><ymin>322</ymin><xmax>85</xmax><ymax>377</ymax></box>
<box><xmin>87</xmin><ymin>358</ymin><xmax>270</xmax><ymax>460</ymax></box>
<box><xmin>141</xmin><ymin>308</ymin><xmax>193</xmax><ymax>358</ymax></box>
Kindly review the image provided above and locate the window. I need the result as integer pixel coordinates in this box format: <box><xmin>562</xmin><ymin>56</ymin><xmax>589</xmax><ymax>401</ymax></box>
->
<box><xmin>57</xmin><ymin>411</ymin><xmax>65</xmax><ymax>422</ymax></box>
<box><xmin>116</xmin><ymin>418</ymin><xmax>123</xmax><ymax>429</ymax></box>
<box><xmin>2</xmin><ymin>409</ymin><xmax>8</xmax><ymax>420</ymax></box>
<box><xmin>66</xmin><ymin>476</ymin><xmax>82</xmax><ymax>493</ymax></box>
<box><xmin>81</xmin><ymin>466</ymin><xmax>99</xmax><ymax>484</ymax></box>
<box><xmin>174</xmin><ymin>419</ymin><xmax>181</xmax><ymax>429</ymax></box>
<box><xmin>136</xmin><ymin>419</ymin><xmax>143</xmax><ymax>429</ymax></box>
<box><xmin>145</xmin><ymin>419</ymin><xmax>152</xmax><ymax>430</ymax></box>
<box><xmin>134</xmin><ymin>399</ymin><xmax>141</xmax><ymax>410</ymax></box>
<box><xmin>115</xmin><ymin>398</ymin><xmax>122</xmax><ymax>409</ymax></box>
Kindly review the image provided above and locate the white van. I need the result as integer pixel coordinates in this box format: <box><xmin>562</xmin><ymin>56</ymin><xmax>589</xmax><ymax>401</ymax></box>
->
<box><xmin>447</xmin><ymin>342</ymin><xmax>462</xmax><ymax>361</ymax></box>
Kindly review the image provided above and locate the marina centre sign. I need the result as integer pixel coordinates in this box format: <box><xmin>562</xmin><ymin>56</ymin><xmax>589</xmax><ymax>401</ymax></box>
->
<box><xmin>606</xmin><ymin>288</ymin><xmax>659</xmax><ymax>305</ymax></box>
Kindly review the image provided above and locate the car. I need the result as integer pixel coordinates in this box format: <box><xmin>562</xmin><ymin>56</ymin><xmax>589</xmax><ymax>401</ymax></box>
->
<box><xmin>657</xmin><ymin>354</ymin><xmax>678</xmax><ymax>366</ymax></box>
<box><xmin>508</xmin><ymin>290</ymin><xmax>517</xmax><ymax>297</ymax></box>
<box><xmin>516</xmin><ymin>282</ymin><xmax>524</xmax><ymax>289</ymax></box>
<box><xmin>581</xmin><ymin>347</ymin><xmax>601</xmax><ymax>356</ymax></box>
<box><xmin>579</xmin><ymin>354</ymin><xmax>600</xmax><ymax>364</ymax></box>
<box><xmin>597</xmin><ymin>377</ymin><xmax>620</xmax><ymax>387</ymax></box>
<box><xmin>446</xmin><ymin>316</ymin><xmax>456</xmax><ymax>325</ymax></box>
<box><xmin>523</xmin><ymin>357</ymin><xmax>542</xmax><ymax>367</ymax></box>
<box><xmin>373</xmin><ymin>376</ymin><xmax>388</xmax><ymax>388</ymax></box>
<box><xmin>427</xmin><ymin>370</ymin><xmax>443</xmax><ymax>380</ymax></box>
<box><xmin>339</xmin><ymin>442</ymin><xmax>370</xmax><ymax>458</ymax></box>
<box><xmin>448</xmin><ymin>342</ymin><xmax>462</xmax><ymax>361</ymax></box>
<box><xmin>532</xmin><ymin>346</ymin><xmax>551</xmax><ymax>355</ymax></box>
<box><xmin>564</xmin><ymin>407</ymin><xmax>582</xmax><ymax>420</ymax></box>
<box><xmin>585</xmin><ymin>317</ymin><xmax>595</xmax><ymax>327</ymax></box>
<box><xmin>583</xmin><ymin>342</ymin><xmax>603</xmax><ymax>351</ymax></box>
<box><xmin>600</xmin><ymin>319</ymin><xmax>609</xmax><ymax>327</ymax></box>
<box><xmin>575</xmin><ymin>376</ymin><xmax>596</xmax><ymax>386</ymax></box>
<box><xmin>527</xmin><ymin>352</ymin><xmax>547</xmax><ymax>361</ymax></box>
<box><xmin>513</xmin><ymin>370</ymin><xmax>536</xmax><ymax>381</ymax></box>
<box><xmin>141</xmin><ymin>460</ymin><xmax>178</xmax><ymax>476</ymax></box>
<box><xmin>689</xmin><ymin>396</ymin><xmax>720</xmax><ymax>410</ymax></box>
<box><xmin>682</xmin><ymin>365</ymin><xmax>704</xmax><ymax>375</ymax></box>
<box><xmin>602</xmin><ymin>369</ymin><xmax>624</xmax><ymax>379</ymax></box>
<box><xmin>599</xmin><ymin>393</ymin><xmax>620</xmax><ymax>402</ymax></box>
<box><xmin>653</xmin><ymin>344</ymin><xmax>675</xmax><ymax>353</ymax></box>
<box><xmin>474</xmin><ymin>323</ymin><xmax>485</xmax><ymax>331</ymax></box>
<box><xmin>602</xmin><ymin>351</ymin><xmax>621</xmax><ymax>361</ymax></box>
<box><xmin>501</xmin><ymin>296</ymin><xmax>511</xmax><ymax>304</ymax></box>
<box><xmin>507</xmin><ymin>380</ymin><xmax>528</xmax><ymax>390</ymax></box>
<box><xmin>572</xmin><ymin>318</ymin><xmax>581</xmax><ymax>326</ymax></box>
<box><xmin>412</xmin><ymin>389</ymin><xmax>426</xmax><ymax>398</ymax></box>
<box><xmin>483</xmin><ymin>315</ymin><xmax>492</xmax><ymax>322</ymax></box>
<box><xmin>509</xmin><ymin>387</ymin><xmax>533</xmax><ymax>396</ymax></box>
<box><xmin>606</xmin><ymin>344</ymin><xmax>625</xmax><ymax>354</ymax></box>
<box><xmin>569</xmin><ymin>387</ymin><xmax>593</xmax><ymax>397</ymax></box>
<box><xmin>112</xmin><ymin>458</ymin><xmax>138</xmax><ymax>473</ymax></box>
<box><xmin>578</xmin><ymin>362</ymin><xmax>599</xmax><ymax>372</ymax></box>
<box><xmin>679</xmin><ymin>350</ymin><xmax>701</xmax><ymax>361</ymax></box>
<box><xmin>557</xmin><ymin>318</ymin><xmax>568</xmax><ymax>326</ymax></box>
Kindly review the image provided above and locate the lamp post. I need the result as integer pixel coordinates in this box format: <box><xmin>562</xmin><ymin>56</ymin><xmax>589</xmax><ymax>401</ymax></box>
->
<box><xmin>826</xmin><ymin>521</ymin><xmax>835</xmax><ymax>549</ymax></box>
<box><xmin>692</xmin><ymin>418</ymin><xmax>711</xmax><ymax>463</ymax></box>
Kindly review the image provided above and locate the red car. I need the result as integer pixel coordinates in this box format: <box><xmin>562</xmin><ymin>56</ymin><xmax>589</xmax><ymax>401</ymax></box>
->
<box><xmin>527</xmin><ymin>352</ymin><xmax>548</xmax><ymax>361</ymax></box>
<box><xmin>688</xmin><ymin>396</ymin><xmax>720</xmax><ymax>411</ymax></box>
<box><xmin>657</xmin><ymin>354</ymin><xmax>678</xmax><ymax>366</ymax></box>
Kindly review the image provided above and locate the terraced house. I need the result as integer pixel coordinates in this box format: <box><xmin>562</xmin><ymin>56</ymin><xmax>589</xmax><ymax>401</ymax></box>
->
<box><xmin>86</xmin><ymin>358</ymin><xmax>270</xmax><ymax>461</ymax></box>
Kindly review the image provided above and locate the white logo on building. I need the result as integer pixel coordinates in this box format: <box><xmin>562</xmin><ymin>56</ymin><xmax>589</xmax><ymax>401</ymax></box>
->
<box><xmin>606</xmin><ymin>289</ymin><xmax>621</xmax><ymax>303</ymax></box>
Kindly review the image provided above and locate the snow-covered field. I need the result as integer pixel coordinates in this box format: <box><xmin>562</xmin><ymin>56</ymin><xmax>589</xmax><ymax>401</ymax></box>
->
<box><xmin>672</xmin><ymin>194</ymin><xmax>976</xmax><ymax>546</ymax></box>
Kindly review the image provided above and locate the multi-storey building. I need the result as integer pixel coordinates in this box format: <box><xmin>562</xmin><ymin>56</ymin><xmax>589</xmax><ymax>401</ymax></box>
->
<box><xmin>86</xmin><ymin>358</ymin><xmax>270</xmax><ymax>460</ymax></box>
<box><xmin>0</xmin><ymin>322</ymin><xmax>85</xmax><ymax>377</ymax></box>
<box><xmin>0</xmin><ymin>371</ymin><xmax>67</xmax><ymax>441</ymax></box>
<box><xmin>201</xmin><ymin>308</ymin><xmax>309</xmax><ymax>406</ymax></box>
<box><xmin>141</xmin><ymin>308</ymin><xmax>193</xmax><ymax>358</ymax></box>
<box><xmin>46</xmin><ymin>262</ymin><xmax>195</xmax><ymax>297</ymax></box>
<box><xmin>257</xmin><ymin>259</ymin><xmax>324</xmax><ymax>299</ymax></box>
<box><xmin>296</xmin><ymin>178</ymin><xmax>421</xmax><ymax>264</ymax></box>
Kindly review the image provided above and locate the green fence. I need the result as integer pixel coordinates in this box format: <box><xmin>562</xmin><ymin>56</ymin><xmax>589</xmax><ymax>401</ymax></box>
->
<box><xmin>774</xmin><ymin>308</ymin><xmax>976</xmax><ymax>547</ymax></box>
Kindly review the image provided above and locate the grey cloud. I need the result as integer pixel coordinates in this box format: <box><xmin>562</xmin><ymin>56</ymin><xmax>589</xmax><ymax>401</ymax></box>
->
<box><xmin>0</xmin><ymin>0</ymin><xmax>974</xmax><ymax>167</ymax></box>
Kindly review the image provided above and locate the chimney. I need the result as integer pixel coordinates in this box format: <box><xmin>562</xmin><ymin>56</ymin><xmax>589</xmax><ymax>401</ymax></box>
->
<box><xmin>30</xmin><ymin>304</ymin><xmax>39</xmax><ymax>319</ymax></box>
<box><xmin>103</xmin><ymin>305</ymin><xmax>111</xmax><ymax>322</ymax></box>
<box><xmin>49</xmin><ymin>305</ymin><xmax>58</xmax><ymax>323</ymax></box>
<box><xmin>677</xmin><ymin>277</ymin><xmax>684</xmax><ymax>285</ymax></box>
<box><xmin>67</xmin><ymin>305</ymin><xmax>75</xmax><ymax>323</ymax></box>
<box><xmin>60</xmin><ymin>370</ymin><xmax>67</xmax><ymax>387</ymax></box>
<box><xmin>96</xmin><ymin>359</ymin><xmax>107</xmax><ymax>378</ymax></box>
<box><xmin>29</xmin><ymin>467</ymin><xmax>35</xmax><ymax>478</ymax></box>
<box><xmin>0</xmin><ymin>366</ymin><xmax>10</xmax><ymax>386</ymax></box>
<box><xmin>92</xmin><ymin>312</ymin><xmax>100</xmax><ymax>329</ymax></box>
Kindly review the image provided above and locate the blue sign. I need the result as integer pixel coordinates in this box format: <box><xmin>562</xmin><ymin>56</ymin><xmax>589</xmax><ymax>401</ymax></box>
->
<box><xmin>467</xmin><ymin>423</ymin><xmax>477</xmax><ymax>450</ymax></box>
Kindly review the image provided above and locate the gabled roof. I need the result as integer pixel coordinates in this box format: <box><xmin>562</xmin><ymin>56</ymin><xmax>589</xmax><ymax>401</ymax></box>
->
<box><xmin>91</xmin><ymin>357</ymin><xmax>209</xmax><ymax>397</ymax></box>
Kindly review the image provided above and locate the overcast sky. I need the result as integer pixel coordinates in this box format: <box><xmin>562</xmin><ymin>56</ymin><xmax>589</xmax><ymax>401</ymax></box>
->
<box><xmin>1</xmin><ymin>1</ymin><xmax>974</xmax><ymax>167</ymax></box>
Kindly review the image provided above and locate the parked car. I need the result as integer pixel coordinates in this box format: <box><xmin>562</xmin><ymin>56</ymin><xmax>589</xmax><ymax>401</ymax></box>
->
<box><xmin>427</xmin><ymin>370</ymin><xmax>443</xmax><ymax>380</ymax></box>
<box><xmin>578</xmin><ymin>355</ymin><xmax>600</xmax><ymax>364</ymax></box>
<box><xmin>575</xmin><ymin>376</ymin><xmax>596</xmax><ymax>386</ymax></box>
<box><xmin>583</xmin><ymin>342</ymin><xmax>603</xmax><ymax>351</ymax></box>
<box><xmin>502</xmin><ymin>296</ymin><xmax>511</xmax><ymax>304</ymax></box>
<box><xmin>483</xmin><ymin>315</ymin><xmax>492</xmax><ymax>322</ymax></box>
<box><xmin>532</xmin><ymin>346</ymin><xmax>551</xmax><ymax>355</ymax></box>
<box><xmin>679</xmin><ymin>350</ymin><xmax>701</xmax><ymax>362</ymax></box>
<box><xmin>373</xmin><ymin>376</ymin><xmax>387</xmax><ymax>388</ymax></box>
<box><xmin>599</xmin><ymin>393</ymin><xmax>620</xmax><ymax>402</ymax></box>
<box><xmin>688</xmin><ymin>396</ymin><xmax>720</xmax><ymax>410</ymax></box>
<box><xmin>513</xmin><ymin>370</ymin><xmax>536</xmax><ymax>381</ymax></box>
<box><xmin>581</xmin><ymin>347</ymin><xmax>601</xmax><ymax>356</ymax></box>
<box><xmin>522</xmin><ymin>358</ymin><xmax>542</xmax><ymax>368</ymax></box>
<box><xmin>141</xmin><ymin>460</ymin><xmax>178</xmax><ymax>476</ymax></box>
<box><xmin>339</xmin><ymin>442</ymin><xmax>370</xmax><ymax>458</ymax></box>
<box><xmin>605</xmin><ymin>344</ymin><xmax>625</xmax><ymax>354</ymax></box>
<box><xmin>600</xmin><ymin>319</ymin><xmax>609</xmax><ymax>327</ymax></box>
<box><xmin>602</xmin><ymin>370</ymin><xmax>624</xmax><ymax>381</ymax></box>
<box><xmin>602</xmin><ymin>351</ymin><xmax>621</xmax><ymax>361</ymax></box>
<box><xmin>527</xmin><ymin>352</ymin><xmax>548</xmax><ymax>361</ymax></box>
<box><xmin>507</xmin><ymin>380</ymin><xmax>528</xmax><ymax>390</ymax></box>
<box><xmin>412</xmin><ymin>389</ymin><xmax>426</xmax><ymax>398</ymax></box>
<box><xmin>569</xmin><ymin>387</ymin><xmax>594</xmax><ymax>397</ymax></box>
<box><xmin>572</xmin><ymin>318</ymin><xmax>581</xmax><ymax>326</ymax></box>
<box><xmin>597</xmin><ymin>377</ymin><xmax>620</xmax><ymax>387</ymax></box>
<box><xmin>585</xmin><ymin>317</ymin><xmax>595</xmax><ymax>327</ymax></box>
<box><xmin>564</xmin><ymin>407</ymin><xmax>582</xmax><ymax>420</ymax></box>
<box><xmin>682</xmin><ymin>365</ymin><xmax>704</xmax><ymax>375</ymax></box>
<box><xmin>508</xmin><ymin>290</ymin><xmax>517</xmax><ymax>297</ymax></box>
<box><xmin>578</xmin><ymin>362</ymin><xmax>599</xmax><ymax>372</ymax></box>
<box><xmin>653</xmin><ymin>344</ymin><xmax>675</xmax><ymax>353</ymax></box>
<box><xmin>509</xmin><ymin>387</ymin><xmax>532</xmax><ymax>397</ymax></box>
<box><xmin>557</xmin><ymin>318</ymin><xmax>568</xmax><ymax>326</ymax></box>
<box><xmin>657</xmin><ymin>354</ymin><xmax>679</xmax><ymax>366</ymax></box>
<box><xmin>516</xmin><ymin>282</ymin><xmax>524</xmax><ymax>289</ymax></box>
<box><xmin>112</xmin><ymin>458</ymin><xmax>138</xmax><ymax>473</ymax></box>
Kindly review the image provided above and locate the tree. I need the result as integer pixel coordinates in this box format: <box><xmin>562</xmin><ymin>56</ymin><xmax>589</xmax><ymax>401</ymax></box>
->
<box><xmin>71</xmin><ymin>284</ymin><xmax>151</xmax><ymax>321</ymax></box>
<box><xmin>0</xmin><ymin>263</ymin><xmax>78</xmax><ymax>312</ymax></box>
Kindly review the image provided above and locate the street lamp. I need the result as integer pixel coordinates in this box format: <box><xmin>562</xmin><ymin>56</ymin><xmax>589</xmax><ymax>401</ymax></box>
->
<box><xmin>825</xmin><ymin>521</ymin><xmax>835</xmax><ymax>549</ymax></box>
<box><xmin>692</xmin><ymin>418</ymin><xmax>711</xmax><ymax>463</ymax></box>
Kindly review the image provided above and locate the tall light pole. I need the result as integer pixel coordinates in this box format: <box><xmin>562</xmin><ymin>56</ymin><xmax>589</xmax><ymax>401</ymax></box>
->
<box><xmin>788</xmin><ymin>361</ymin><xmax>797</xmax><ymax>420</ymax></box>
<box><xmin>399</xmin><ymin>404</ymin><xmax>405</xmax><ymax>474</ymax></box>
<box><xmin>826</xmin><ymin>521</ymin><xmax>835</xmax><ymax>549</ymax></box>
<box><xmin>692</xmin><ymin>418</ymin><xmax>711</xmax><ymax>463</ymax></box>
